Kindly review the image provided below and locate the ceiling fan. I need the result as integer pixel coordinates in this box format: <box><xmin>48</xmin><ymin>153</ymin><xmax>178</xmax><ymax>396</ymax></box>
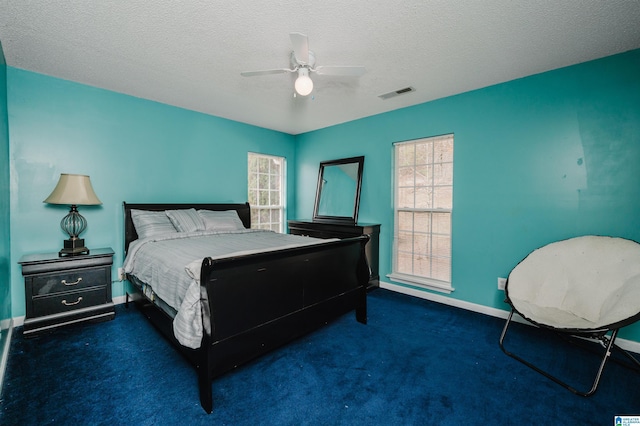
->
<box><xmin>241</xmin><ymin>32</ymin><xmax>366</xmax><ymax>97</ymax></box>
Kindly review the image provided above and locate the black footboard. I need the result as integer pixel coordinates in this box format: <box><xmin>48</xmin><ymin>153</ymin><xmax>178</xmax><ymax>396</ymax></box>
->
<box><xmin>197</xmin><ymin>236</ymin><xmax>369</xmax><ymax>413</ymax></box>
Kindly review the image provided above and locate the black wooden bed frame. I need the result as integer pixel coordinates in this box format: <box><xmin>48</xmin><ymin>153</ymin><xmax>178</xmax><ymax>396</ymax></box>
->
<box><xmin>123</xmin><ymin>202</ymin><xmax>370</xmax><ymax>413</ymax></box>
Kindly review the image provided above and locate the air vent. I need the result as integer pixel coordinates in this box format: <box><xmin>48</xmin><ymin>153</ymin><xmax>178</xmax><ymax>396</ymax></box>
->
<box><xmin>378</xmin><ymin>86</ymin><xmax>416</xmax><ymax>100</ymax></box>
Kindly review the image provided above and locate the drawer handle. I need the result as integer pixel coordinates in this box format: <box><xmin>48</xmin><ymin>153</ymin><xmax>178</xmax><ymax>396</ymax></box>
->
<box><xmin>61</xmin><ymin>297</ymin><xmax>83</xmax><ymax>306</ymax></box>
<box><xmin>61</xmin><ymin>277</ymin><xmax>83</xmax><ymax>286</ymax></box>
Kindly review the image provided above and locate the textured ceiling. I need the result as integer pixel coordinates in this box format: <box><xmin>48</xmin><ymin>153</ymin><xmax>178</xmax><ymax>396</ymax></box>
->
<box><xmin>1</xmin><ymin>1</ymin><xmax>639</xmax><ymax>135</ymax></box>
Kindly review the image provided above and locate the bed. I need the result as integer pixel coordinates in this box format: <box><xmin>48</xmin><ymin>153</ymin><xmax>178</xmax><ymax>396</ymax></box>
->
<box><xmin>499</xmin><ymin>235</ymin><xmax>640</xmax><ymax>396</ymax></box>
<box><xmin>122</xmin><ymin>202</ymin><xmax>370</xmax><ymax>413</ymax></box>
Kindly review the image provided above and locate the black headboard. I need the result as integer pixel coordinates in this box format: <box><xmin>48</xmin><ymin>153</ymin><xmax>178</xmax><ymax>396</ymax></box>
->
<box><xmin>123</xmin><ymin>202</ymin><xmax>251</xmax><ymax>254</ymax></box>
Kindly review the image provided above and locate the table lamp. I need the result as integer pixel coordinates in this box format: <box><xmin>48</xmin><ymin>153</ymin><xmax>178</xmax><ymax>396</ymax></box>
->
<box><xmin>43</xmin><ymin>173</ymin><xmax>102</xmax><ymax>256</ymax></box>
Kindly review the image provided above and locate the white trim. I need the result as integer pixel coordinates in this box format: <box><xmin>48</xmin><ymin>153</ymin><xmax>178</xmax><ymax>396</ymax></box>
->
<box><xmin>379</xmin><ymin>280</ymin><xmax>640</xmax><ymax>354</ymax></box>
<box><xmin>387</xmin><ymin>273</ymin><xmax>453</xmax><ymax>294</ymax></box>
<box><xmin>0</xmin><ymin>318</ymin><xmax>11</xmax><ymax>330</ymax></box>
<box><xmin>248</xmin><ymin>152</ymin><xmax>286</xmax><ymax>233</ymax></box>
<box><xmin>393</xmin><ymin>134</ymin><xmax>454</xmax><ymax>147</ymax></box>
<box><xmin>113</xmin><ymin>294</ymin><xmax>140</xmax><ymax>305</ymax></box>
<box><xmin>12</xmin><ymin>315</ymin><xmax>24</xmax><ymax>328</ymax></box>
<box><xmin>392</xmin><ymin>134</ymin><xmax>454</xmax><ymax>285</ymax></box>
<box><xmin>7</xmin><ymin>285</ymin><xmax>640</xmax><ymax>355</ymax></box>
<box><xmin>0</xmin><ymin>319</ymin><xmax>14</xmax><ymax>394</ymax></box>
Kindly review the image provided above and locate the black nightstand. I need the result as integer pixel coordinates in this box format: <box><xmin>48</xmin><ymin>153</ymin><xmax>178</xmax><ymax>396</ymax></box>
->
<box><xmin>19</xmin><ymin>247</ymin><xmax>116</xmax><ymax>337</ymax></box>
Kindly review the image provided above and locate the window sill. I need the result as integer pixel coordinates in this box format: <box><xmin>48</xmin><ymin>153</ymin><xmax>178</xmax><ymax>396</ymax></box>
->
<box><xmin>387</xmin><ymin>273</ymin><xmax>454</xmax><ymax>294</ymax></box>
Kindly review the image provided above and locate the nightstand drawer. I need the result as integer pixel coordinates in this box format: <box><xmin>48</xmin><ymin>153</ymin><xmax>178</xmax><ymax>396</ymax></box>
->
<box><xmin>30</xmin><ymin>267</ymin><xmax>108</xmax><ymax>296</ymax></box>
<box><xmin>32</xmin><ymin>287</ymin><xmax>108</xmax><ymax>317</ymax></box>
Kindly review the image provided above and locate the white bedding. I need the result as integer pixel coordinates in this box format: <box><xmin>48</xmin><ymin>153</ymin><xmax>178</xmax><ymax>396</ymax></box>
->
<box><xmin>123</xmin><ymin>229</ymin><xmax>334</xmax><ymax>348</ymax></box>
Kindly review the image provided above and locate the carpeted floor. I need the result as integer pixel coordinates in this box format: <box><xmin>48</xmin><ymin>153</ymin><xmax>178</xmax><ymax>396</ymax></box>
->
<box><xmin>1</xmin><ymin>289</ymin><xmax>639</xmax><ymax>425</ymax></box>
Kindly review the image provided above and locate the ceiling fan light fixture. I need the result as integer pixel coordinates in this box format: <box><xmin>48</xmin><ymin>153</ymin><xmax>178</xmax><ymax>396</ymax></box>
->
<box><xmin>294</xmin><ymin>68</ymin><xmax>313</xmax><ymax>96</ymax></box>
<box><xmin>241</xmin><ymin>33</ymin><xmax>364</xmax><ymax>98</ymax></box>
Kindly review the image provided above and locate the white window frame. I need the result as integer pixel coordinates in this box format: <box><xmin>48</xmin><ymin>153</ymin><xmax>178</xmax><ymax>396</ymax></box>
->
<box><xmin>248</xmin><ymin>152</ymin><xmax>286</xmax><ymax>232</ymax></box>
<box><xmin>388</xmin><ymin>134</ymin><xmax>454</xmax><ymax>293</ymax></box>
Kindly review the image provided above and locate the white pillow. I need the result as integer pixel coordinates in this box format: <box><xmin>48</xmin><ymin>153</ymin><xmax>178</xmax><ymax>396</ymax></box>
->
<box><xmin>198</xmin><ymin>210</ymin><xmax>245</xmax><ymax>231</ymax></box>
<box><xmin>131</xmin><ymin>210</ymin><xmax>177</xmax><ymax>239</ymax></box>
<box><xmin>166</xmin><ymin>209</ymin><xmax>205</xmax><ymax>233</ymax></box>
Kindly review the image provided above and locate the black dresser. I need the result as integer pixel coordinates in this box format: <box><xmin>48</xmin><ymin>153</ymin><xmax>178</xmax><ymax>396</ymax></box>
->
<box><xmin>19</xmin><ymin>247</ymin><xmax>116</xmax><ymax>336</ymax></box>
<box><xmin>288</xmin><ymin>220</ymin><xmax>380</xmax><ymax>289</ymax></box>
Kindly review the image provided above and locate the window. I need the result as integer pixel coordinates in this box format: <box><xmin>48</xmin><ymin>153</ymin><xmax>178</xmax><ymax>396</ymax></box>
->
<box><xmin>248</xmin><ymin>153</ymin><xmax>285</xmax><ymax>232</ymax></box>
<box><xmin>389</xmin><ymin>134</ymin><xmax>454</xmax><ymax>293</ymax></box>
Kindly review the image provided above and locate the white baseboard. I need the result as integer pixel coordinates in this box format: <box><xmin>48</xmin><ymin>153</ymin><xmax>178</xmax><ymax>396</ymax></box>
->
<box><xmin>379</xmin><ymin>281</ymin><xmax>640</xmax><ymax>354</ymax></box>
<box><xmin>0</xmin><ymin>318</ymin><xmax>11</xmax><ymax>330</ymax></box>
<box><xmin>113</xmin><ymin>293</ymin><xmax>141</xmax><ymax>305</ymax></box>
<box><xmin>0</xmin><ymin>319</ymin><xmax>14</xmax><ymax>394</ymax></box>
<box><xmin>12</xmin><ymin>315</ymin><xmax>24</xmax><ymax>328</ymax></box>
<box><xmin>7</xmin><ymin>285</ymin><xmax>640</xmax><ymax>355</ymax></box>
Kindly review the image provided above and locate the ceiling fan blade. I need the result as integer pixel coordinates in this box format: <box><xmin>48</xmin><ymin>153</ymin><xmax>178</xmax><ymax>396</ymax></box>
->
<box><xmin>290</xmin><ymin>32</ymin><xmax>309</xmax><ymax>65</ymax></box>
<box><xmin>240</xmin><ymin>68</ymin><xmax>293</xmax><ymax>77</ymax></box>
<box><xmin>314</xmin><ymin>66</ymin><xmax>366</xmax><ymax>76</ymax></box>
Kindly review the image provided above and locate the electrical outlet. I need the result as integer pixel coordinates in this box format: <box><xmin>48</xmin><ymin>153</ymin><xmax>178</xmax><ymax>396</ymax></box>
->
<box><xmin>497</xmin><ymin>277</ymin><xmax>507</xmax><ymax>291</ymax></box>
<box><xmin>118</xmin><ymin>267</ymin><xmax>125</xmax><ymax>281</ymax></box>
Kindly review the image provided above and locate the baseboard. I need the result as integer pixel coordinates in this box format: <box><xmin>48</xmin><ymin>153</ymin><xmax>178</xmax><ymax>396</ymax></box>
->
<box><xmin>0</xmin><ymin>318</ymin><xmax>11</xmax><ymax>331</ymax></box>
<box><xmin>0</xmin><ymin>318</ymin><xmax>14</xmax><ymax>395</ymax></box>
<box><xmin>379</xmin><ymin>281</ymin><xmax>640</xmax><ymax>354</ymax></box>
<box><xmin>8</xmin><ymin>286</ymin><xmax>640</xmax><ymax>355</ymax></box>
<box><xmin>113</xmin><ymin>295</ymin><xmax>126</xmax><ymax>305</ymax></box>
<box><xmin>12</xmin><ymin>315</ymin><xmax>24</xmax><ymax>328</ymax></box>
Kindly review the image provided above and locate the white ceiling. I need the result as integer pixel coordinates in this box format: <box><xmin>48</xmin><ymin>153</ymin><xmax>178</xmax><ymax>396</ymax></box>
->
<box><xmin>1</xmin><ymin>1</ymin><xmax>639</xmax><ymax>135</ymax></box>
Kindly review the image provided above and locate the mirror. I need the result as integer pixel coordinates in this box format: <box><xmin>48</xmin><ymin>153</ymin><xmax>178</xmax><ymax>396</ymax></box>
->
<box><xmin>313</xmin><ymin>156</ymin><xmax>364</xmax><ymax>224</ymax></box>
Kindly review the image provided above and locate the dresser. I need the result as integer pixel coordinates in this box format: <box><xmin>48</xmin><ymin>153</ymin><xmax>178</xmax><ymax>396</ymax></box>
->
<box><xmin>288</xmin><ymin>220</ymin><xmax>380</xmax><ymax>289</ymax></box>
<box><xmin>19</xmin><ymin>247</ymin><xmax>116</xmax><ymax>336</ymax></box>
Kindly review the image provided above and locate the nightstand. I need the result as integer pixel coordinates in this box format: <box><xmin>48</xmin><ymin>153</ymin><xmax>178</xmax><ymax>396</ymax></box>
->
<box><xmin>19</xmin><ymin>247</ymin><xmax>116</xmax><ymax>337</ymax></box>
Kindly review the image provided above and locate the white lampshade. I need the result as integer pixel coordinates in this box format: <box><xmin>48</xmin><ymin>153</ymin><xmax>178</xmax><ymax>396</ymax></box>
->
<box><xmin>44</xmin><ymin>174</ymin><xmax>102</xmax><ymax>206</ymax></box>
<box><xmin>294</xmin><ymin>68</ymin><xmax>313</xmax><ymax>96</ymax></box>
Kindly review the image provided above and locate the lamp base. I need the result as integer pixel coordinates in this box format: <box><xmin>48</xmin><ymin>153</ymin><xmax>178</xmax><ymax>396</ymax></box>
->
<box><xmin>59</xmin><ymin>238</ymin><xmax>90</xmax><ymax>257</ymax></box>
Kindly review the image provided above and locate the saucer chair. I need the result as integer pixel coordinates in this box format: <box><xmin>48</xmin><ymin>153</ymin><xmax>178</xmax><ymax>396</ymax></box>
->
<box><xmin>499</xmin><ymin>235</ymin><xmax>640</xmax><ymax>396</ymax></box>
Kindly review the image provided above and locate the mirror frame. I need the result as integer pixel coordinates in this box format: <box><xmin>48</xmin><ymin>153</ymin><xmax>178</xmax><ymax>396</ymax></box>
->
<box><xmin>312</xmin><ymin>156</ymin><xmax>365</xmax><ymax>225</ymax></box>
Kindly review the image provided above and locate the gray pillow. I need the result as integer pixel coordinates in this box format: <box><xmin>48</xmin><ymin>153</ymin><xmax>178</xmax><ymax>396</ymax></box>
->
<box><xmin>198</xmin><ymin>210</ymin><xmax>245</xmax><ymax>231</ymax></box>
<box><xmin>166</xmin><ymin>208</ymin><xmax>205</xmax><ymax>233</ymax></box>
<box><xmin>131</xmin><ymin>210</ymin><xmax>177</xmax><ymax>239</ymax></box>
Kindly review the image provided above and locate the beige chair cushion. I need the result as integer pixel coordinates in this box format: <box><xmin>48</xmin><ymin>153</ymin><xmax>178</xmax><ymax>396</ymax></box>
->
<box><xmin>507</xmin><ymin>236</ymin><xmax>640</xmax><ymax>330</ymax></box>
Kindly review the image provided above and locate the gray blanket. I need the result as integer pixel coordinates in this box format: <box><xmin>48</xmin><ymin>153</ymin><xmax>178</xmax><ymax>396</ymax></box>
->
<box><xmin>123</xmin><ymin>229</ymin><xmax>332</xmax><ymax>348</ymax></box>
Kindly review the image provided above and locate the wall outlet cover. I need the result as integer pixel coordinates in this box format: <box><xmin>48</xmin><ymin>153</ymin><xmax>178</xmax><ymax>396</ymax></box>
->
<box><xmin>497</xmin><ymin>277</ymin><xmax>507</xmax><ymax>291</ymax></box>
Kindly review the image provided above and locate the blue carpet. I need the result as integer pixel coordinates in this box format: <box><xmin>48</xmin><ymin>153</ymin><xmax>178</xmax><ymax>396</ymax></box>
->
<box><xmin>1</xmin><ymin>289</ymin><xmax>639</xmax><ymax>425</ymax></box>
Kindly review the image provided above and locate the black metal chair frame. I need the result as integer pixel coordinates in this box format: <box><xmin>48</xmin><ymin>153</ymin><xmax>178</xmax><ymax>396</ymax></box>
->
<box><xmin>499</xmin><ymin>309</ymin><xmax>640</xmax><ymax>396</ymax></box>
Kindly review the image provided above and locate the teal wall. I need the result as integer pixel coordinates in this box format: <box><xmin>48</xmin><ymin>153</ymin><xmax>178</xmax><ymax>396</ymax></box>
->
<box><xmin>295</xmin><ymin>49</ymin><xmax>640</xmax><ymax>342</ymax></box>
<box><xmin>0</xmin><ymin>40</ymin><xmax>10</xmax><ymax>325</ymax></box>
<box><xmin>4</xmin><ymin>49</ymin><xmax>640</xmax><ymax>344</ymax></box>
<box><xmin>7</xmin><ymin>68</ymin><xmax>296</xmax><ymax>316</ymax></box>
